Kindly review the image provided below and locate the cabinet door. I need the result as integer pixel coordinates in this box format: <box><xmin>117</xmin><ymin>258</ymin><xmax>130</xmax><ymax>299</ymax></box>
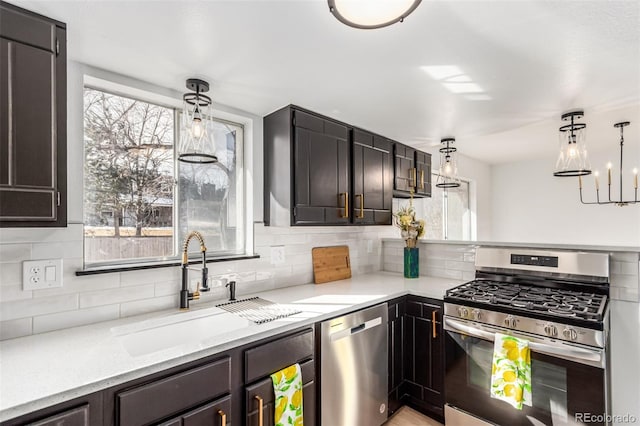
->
<box><xmin>423</xmin><ymin>302</ymin><xmax>444</xmax><ymax>404</ymax></box>
<box><xmin>393</xmin><ymin>142</ymin><xmax>416</xmax><ymax>195</ymax></box>
<box><xmin>387</xmin><ymin>298</ymin><xmax>405</xmax><ymax>416</ymax></box>
<box><xmin>292</xmin><ymin>110</ymin><xmax>350</xmax><ymax>225</ymax></box>
<box><xmin>415</xmin><ymin>151</ymin><xmax>432</xmax><ymax>197</ymax></box>
<box><xmin>403</xmin><ymin>297</ymin><xmax>445</xmax><ymax>419</ymax></box>
<box><xmin>352</xmin><ymin>129</ymin><xmax>392</xmax><ymax>225</ymax></box>
<box><xmin>116</xmin><ymin>357</ymin><xmax>231</xmax><ymax>426</ymax></box>
<box><xmin>26</xmin><ymin>405</ymin><xmax>89</xmax><ymax>426</ymax></box>
<box><xmin>0</xmin><ymin>3</ymin><xmax>66</xmax><ymax>226</ymax></box>
<box><xmin>245</xmin><ymin>360</ymin><xmax>315</xmax><ymax>426</ymax></box>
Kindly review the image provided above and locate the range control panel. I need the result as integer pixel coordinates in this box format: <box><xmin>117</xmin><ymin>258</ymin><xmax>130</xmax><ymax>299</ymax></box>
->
<box><xmin>510</xmin><ymin>254</ymin><xmax>559</xmax><ymax>268</ymax></box>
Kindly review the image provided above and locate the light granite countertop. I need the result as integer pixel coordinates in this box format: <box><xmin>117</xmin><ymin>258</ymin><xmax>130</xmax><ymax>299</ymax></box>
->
<box><xmin>0</xmin><ymin>271</ymin><xmax>462</xmax><ymax>422</ymax></box>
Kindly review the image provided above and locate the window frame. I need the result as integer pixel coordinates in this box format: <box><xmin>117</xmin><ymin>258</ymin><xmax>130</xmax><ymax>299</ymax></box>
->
<box><xmin>428</xmin><ymin>172</ymin><xmax>473</xmax><ymax>241</ymax></box>
<box><xmin>80</xmin><ymin>75</ymin><xmax>255</xmax><ymax>273</ymax></box>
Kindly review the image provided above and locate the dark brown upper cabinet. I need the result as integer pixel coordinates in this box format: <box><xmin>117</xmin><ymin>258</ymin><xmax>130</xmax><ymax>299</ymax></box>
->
<box><xmin>352</xmin><ymin>128</ymin><xmax>393</xmax><ymax>225</ymax></box>
<box><xmin>0</xmin><ymin>1</ymin><xmax>67</xmax><ymax>227</ymax></box>
<box><xmin>415</xmin><ymin>150</ymin><xmax>432</xmax><ymax>197</ymax></box>
<box><xmin>393</xmin><ymin>142</ymin><xmax>431</xmax><ymax>199</ymax></box>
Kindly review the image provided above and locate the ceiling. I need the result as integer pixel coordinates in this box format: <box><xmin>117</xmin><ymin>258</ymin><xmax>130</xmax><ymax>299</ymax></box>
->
<box><xmin>11</xmin><ymin>0</ymin><xmax>640</xmax><ymax>164</ymax></box>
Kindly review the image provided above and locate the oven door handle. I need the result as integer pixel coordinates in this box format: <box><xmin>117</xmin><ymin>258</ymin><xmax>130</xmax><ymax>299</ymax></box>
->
<box><xmin>444</xmin><ymin>317</ymin><xmax>605</xmax><ymax>368</ymax></box>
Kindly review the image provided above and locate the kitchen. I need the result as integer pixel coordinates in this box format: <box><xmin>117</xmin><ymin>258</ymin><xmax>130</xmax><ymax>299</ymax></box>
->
<box><xmin>0</xmin><ymin>1</ymin><xmax>639</xmax><ymax>426</ymax></box>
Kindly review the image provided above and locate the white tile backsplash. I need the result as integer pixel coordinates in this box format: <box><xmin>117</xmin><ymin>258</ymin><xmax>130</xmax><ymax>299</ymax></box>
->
<box><xmin>33</xmin><ymin>305</ymin><xmax>120</xmax><ymax>334</ymax></box>
<box><xmin>0</xmin><ymin>294</ymin><xmax>78</xmax><ymax>321</ymax></box>
<box><xmin>79</xmin><ymin>284</ymin><xmax>156</xmax><ymax>309</ymax></box>
<box><xmin>0</xmin><ymin>318</ymin><xmax>32</xmax><ymax>340</ymax></box>
<box><xmin>0</xmin><ymin>222</ymin><xmax>395</xmax><ymax>340</ymax></box>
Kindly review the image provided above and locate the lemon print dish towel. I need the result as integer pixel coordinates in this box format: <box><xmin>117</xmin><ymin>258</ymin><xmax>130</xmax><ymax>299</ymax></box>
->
<box><xmin>490</xmin><ymin>333</ymin><xmax>532</xmax><ymax>409</ymax></box>
<box><xmin>271</xmin><ymin>363</ymin><xmax>303</xmax><ymax>426</ymax></box>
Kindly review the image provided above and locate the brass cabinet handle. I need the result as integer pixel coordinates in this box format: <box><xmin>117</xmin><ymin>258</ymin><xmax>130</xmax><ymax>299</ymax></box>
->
<box><xmin>255</xmin><ymin>395</ymin><xmax>264</xmax><ymax>426</ymax></box>
<box><xmin>339</xmin><ymin>192</ymin><xmax>349</xmax><ymax>218</ymax></box>
<box><xmin>432</xmin><ymin>310</ymin><xmax>437</xmax><ymax>338</ymax></box>
<box><xmin>355</xmin><ymin>194</ymin><xmax>364</xmax><ymax>218</ymax></box>
<box><xmin>420</xmin><ymin>169</ymin><xmax>425</xmax><ymax>190</ymax></box>
<box><xmin>410</xmin><ymin>168</ymin><xmax>417</xmax><ymax>188</ymax></box>
<box><xmin>218</xmin><ymin>409</ymin><xmax>226</xmax><ymax>426</ymax></box>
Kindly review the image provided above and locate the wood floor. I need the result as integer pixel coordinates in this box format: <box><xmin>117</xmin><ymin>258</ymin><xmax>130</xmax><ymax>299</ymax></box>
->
<box><xmin>383</xmin><ymin>406</ymin><xmax>444</xmax><ymax>426</ymax></box>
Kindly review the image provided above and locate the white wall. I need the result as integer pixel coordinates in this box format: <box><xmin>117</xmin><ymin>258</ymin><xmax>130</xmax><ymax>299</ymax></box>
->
<box><xmin>490</xmin><ymin>147</ymin><xmax>640</xmax><ymax>247</ymax></box>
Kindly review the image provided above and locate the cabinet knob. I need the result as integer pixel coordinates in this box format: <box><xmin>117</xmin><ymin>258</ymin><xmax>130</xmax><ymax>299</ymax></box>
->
<box><xmin>217</xmin><ymin>409</ymin><xmax>226</xmax><ymax>426</ymax></box>
<box><xmin>255</xmin><ymin>395</ymin><xmax>264</xmax><ymax>426</ymax></box>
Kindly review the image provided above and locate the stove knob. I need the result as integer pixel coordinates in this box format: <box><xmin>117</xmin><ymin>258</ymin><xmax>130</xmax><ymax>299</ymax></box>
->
<box><xmin>563</xmin><ymin>328</ymin><xmax>578</xmax><ymax>340</ymax></box>
<box><xmin>504</xmin><ymin>315</ymin><xmax>516</xmax><ymax>328</ymax></box>
<box><xmin>544</xmin><ymin>324</ymin><xmax>558</xmax><ymax>337</ymax></box>
<box><xmin>458</xmin><ymin>307</ymin><xmax>469</xmax><ymax>318</ymax></box>
<box><xmin>471</xmin><ymin>309</ymin><xmax>482</xmax><ymax>321</ymax></box>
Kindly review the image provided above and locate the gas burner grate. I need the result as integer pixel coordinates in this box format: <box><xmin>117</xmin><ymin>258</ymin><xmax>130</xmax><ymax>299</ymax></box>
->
<box><xmin>445</xmin><ymin>279</ymin><xmax>608</xmax><ymax>322</ymax></box>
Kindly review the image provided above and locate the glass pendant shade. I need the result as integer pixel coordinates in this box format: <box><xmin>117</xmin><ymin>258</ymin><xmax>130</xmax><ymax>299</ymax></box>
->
<box><xmin>553</xmin><ymin>111</ymin><xmax>590</xmax><ymax>177</ymax></box>
<box><xmin>178</xmin><ymin>79</ymin><xmax>218</xmax><ymax>164</ymax></box>
<box><xmin>328</xmin><ymin>0</ymin><xmax>422</xmax><ymax>29</ymax></box>
<box><xmin>436</xmin><ymin>138</ymin><xmax>461</xmax><ymax>189</ymax></box>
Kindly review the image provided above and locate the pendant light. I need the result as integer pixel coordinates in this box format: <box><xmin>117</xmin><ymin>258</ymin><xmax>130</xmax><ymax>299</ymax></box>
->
<box><xmin>327</xmin><ymin>0</ymin><xmax>422</xmax><ymax>29</ymax></box>
<box><xmin>553</xmin><ymin>111</ymin><xmax>590</xmax><ymax>177</ymax></box>
<box><xmin>436</xmin><ymin>138</ymin><xmax>461</xmax><ymax>189</ymax></box>
<box><xmin>178</xmin><ymin>78</ymin><xmax>217</xmax><ymax>164</ymax></box>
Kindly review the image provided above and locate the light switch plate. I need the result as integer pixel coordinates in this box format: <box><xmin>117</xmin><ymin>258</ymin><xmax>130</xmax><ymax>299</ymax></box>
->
<box><xmin>23</xmin><ymin>259</ymin><xmax>63</xmax><ymax>290</ymax></box>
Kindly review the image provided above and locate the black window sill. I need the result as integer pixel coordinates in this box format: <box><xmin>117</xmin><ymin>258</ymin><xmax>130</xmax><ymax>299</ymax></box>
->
<box><xmin>75</xmin><ymin>254</ymin><xmax>260</xmax><ymax>276</ymax></box>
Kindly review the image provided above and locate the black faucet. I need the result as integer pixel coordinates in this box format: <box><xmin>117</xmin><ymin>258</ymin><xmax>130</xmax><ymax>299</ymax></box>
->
<box><xmin>180</xmin><ymin>231</ymin><xmax>210</xmax><ymax>310</ymax></box>
<box><xmin>226</xmin><ymin>280</ymin><xmax>236</xmax><ymax>301</ymax></box>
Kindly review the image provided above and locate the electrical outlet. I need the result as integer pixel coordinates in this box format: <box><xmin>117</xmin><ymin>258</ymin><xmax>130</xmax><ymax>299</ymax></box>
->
<box><xmin>23</xmin><ymin>259</ymin><xmax>63</xmax><ymax>290</ymax></box>
<box><xmin>367</xmin><ymin>240</ymin><xmax>373</xmax><ymax>254</ymax></box>
<box><xmin>270</xmin><ymin>246</ymin><xmax>286</xmax><ymax>265</ymax></box>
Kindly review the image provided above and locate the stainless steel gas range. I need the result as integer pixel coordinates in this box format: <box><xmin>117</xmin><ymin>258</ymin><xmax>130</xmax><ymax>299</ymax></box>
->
<box><xmin>443</xmin><ymin>247</ymin><xmax>611</xmax><ymax>426</ymax></box>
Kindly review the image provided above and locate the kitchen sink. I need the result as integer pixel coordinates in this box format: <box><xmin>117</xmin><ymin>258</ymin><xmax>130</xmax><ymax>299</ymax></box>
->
<box><xmin>112</xmin><ymin>307</ymin><xmax>250</xmax><ymax>357</ymax></box>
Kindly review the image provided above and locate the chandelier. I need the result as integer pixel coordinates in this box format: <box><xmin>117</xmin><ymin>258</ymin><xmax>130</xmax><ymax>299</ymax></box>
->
<box><xmin>553</xmin><ymin>111</ymin><xmax>591</xmax><ymax>177</ymax></box>
<box><xmin>327</xmin><ymin>0</ymin><xmax>422</xmax><ymax>29</ymax></box>
<box><xmin>178</xmin><ymin>78</ymin><xmax>217</xmax><ymax>164</ymax></box>
<box><xmin>577</xmin><ymin>121</ymin><xmax>638</xmax><ymax>206</ymax></box>
<box><xmin>435</xmin><ymin>138</ymin><xmax>460</xmax><ymax>189</ymax></box>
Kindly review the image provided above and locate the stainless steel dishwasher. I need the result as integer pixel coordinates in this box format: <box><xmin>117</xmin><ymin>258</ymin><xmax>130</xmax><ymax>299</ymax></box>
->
<box><xmin>320</xmin><ymin>303</ymin><xmax>388</xmax><ymax>426</ymax></box>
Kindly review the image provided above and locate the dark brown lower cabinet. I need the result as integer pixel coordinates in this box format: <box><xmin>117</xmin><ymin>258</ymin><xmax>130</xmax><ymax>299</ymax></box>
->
<box><xmin>403</xmin><ymin>296</ymin><xmax>445</xmax><ymax>421</ymax></box>
<box><xmin>387</xmin><ymin>297</ymin><xmax>405</xmax><ymax>416</ymax></box>
<box><xmin>0</xmin><ymin>393</ymin><xmax>102</xmax><ymax>426</ymax></box>
<box><xmin>245</xmin><ymin>361</ymin><xmax>316</xmax><ymax>426</ymax></box>
<box><xmin>244</xmin><ymin>328</ymin><xmax>315</xmax><ymax>426</ymax></box>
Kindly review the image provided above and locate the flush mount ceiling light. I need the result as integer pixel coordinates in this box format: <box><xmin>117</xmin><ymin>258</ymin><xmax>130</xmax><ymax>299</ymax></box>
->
<box><xmin>327</xmin><ymin>0</ymin><xmax>422</xmax><ymax>29</ymax></box>
<box><xmin>178</xmin><ymin>78</ymin><xmax>217</xmax><ymax>164</ymax></box>
<box><xmin>436</xmin><ymin>138</ymin><xmax>461</xmax><ymax>189</ymax></box>
<box><xmin>553</xmin><ymin>111</ymin><xmax>590</xmax><ymax>177</ymax></box>
<box><xmin>577</xmin><ymin>121</ymin><xmax>638</xmax><ymax>206</ymax></box>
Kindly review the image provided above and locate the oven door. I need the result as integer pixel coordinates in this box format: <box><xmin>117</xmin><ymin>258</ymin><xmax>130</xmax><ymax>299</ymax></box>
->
<box><xmin>444</xmin><ymin>317</ymin><xmax>608</xmax><ymax>426</ymax></box>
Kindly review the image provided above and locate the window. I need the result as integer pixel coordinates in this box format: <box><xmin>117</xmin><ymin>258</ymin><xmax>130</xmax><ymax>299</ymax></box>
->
<box><xmin>416</xmin><ymin>174</ymin><xmax>472</xmax><ymax>240</ymax></box>
<box><xmin>83</xmin><ymin>87</ymin><xmax>246</xmax><ymax>266</ymax></box>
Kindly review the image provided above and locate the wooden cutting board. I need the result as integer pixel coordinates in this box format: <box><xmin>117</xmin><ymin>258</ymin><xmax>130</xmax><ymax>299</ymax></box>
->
<box><xmin>312</xmin><ymin>245</ymin><xmax>351</xmax><ymax>284</ymax></box>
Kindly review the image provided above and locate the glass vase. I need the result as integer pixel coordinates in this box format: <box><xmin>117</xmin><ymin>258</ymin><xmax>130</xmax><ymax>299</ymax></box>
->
<box><xmin>404</xmin><ymin>247</ymin><xmax>419</xmax><ymax>278</ymax></box>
